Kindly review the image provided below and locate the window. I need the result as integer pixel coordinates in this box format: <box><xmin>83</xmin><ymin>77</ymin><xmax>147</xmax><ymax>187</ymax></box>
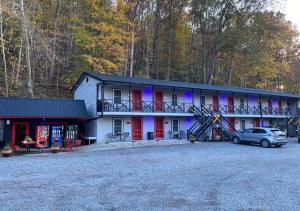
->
<box><xmin>113</xmin><ymin>89</ymin><xmax>122</xmax><ymax>104</ymax></box>
<box><xmin>113</xmin><ymin>118</ymin><xmax>123</xmax><ymax>134</ymax></box>
<box><xmin>172</xmin><ymin>119</ymin><xmax>179</xmax><ymax>133</ymax></box>
<box><xmin>172</xmin><ymin>93</ymin><xmax>178</xmax><ymax>106</ymax></box>
<box><xmin>86</xmin><ymin>77</ymin><xmax>89</xmax><ymax>83</ymax></box>
<box><xmin>244</xmin><ymin>129</ymin><xmax>252</xmax><ymax>133</ymax></box>
<box><xmin>240</xmin><ymin>99</ymin><xmax>245</xmax><ymax>108</ymax></box>
<box><xmin>200</xmin><ymin>96</ymin><xmax>206</xmax><ymax>106</ymax></box>
<box><xmin>241</xmin><ymin>120</ymin><xmax>246</xmax><ymax>131</ymax></box>
<box><xmin>0</xmin><ymin>120</ymin><xmax>4</xmax><ymax>143</ymax></box>
<box><xmin>252</xmin><ymin>128</ymin><xmax>267</xmax><ymax>134</ymax></box>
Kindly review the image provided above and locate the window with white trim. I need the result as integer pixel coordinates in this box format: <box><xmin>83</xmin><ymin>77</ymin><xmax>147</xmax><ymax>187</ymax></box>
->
<box><xmin>113</xmin><ymin>89</ymin><xmax>122</xmax><ymax>104</ymax></box>
<box><xmin>113</xmin><ymin>118</ymin><xmax>123</xmax><ymax>134</ymax></box>
<box><xmin>172</xmin><ymin>93</ymin><xmax>178</xmax><ymax>106</ymax></box>
<box><xmin>240</xmin><ymin>98</ymin><xmax>245</xmax><ymax>108</ymax></box>
<box><xmin>241</xmin><ymin>119</ymin><xmax>246</xmax><ymax>131</ymax></box>
<box><xmin>172</xmin><ymin>119</ymin><xmax>180</xmax><ymax>133</ymax></box>
<box><xmin>200</xmin><ymin>96</ymin><xmax>206</xmax><ymax>106</ymax></box>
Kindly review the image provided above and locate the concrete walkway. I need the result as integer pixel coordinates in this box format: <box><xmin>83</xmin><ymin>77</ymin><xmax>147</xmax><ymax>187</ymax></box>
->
<box><xmin>80</xmin><ymin>139</ymin><xmax>191</xmax><ymax>152</ymax></box>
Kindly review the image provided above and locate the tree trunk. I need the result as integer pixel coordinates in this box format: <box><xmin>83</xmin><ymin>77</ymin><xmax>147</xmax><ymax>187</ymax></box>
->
<box><xmin>20</xmin><ymin>0</ymin><xmax>33</xmax><ymax>97</ymax></box>
<box><xmin>129</xmin><ymin>30</ymin><xmax>135</xmax><ymax>77</ymax></box>
<box><xmin>152</xmin><ymin>0</ymin><xmax>162</xmax><ymax>79</ymax></box>
<box><xmin>15</xmin><ymin>39</ymin><xmax>23</xmax><ymax>84</ymax></box>
<box><xmin>227</xmin><ymin>58</ymin><xmax>234</xmax><ymax>86</ymax></box>
<box><xmin>0</xmin><ymin>2</ymin><xmax>8</xmax><ymax>96</ymax></box>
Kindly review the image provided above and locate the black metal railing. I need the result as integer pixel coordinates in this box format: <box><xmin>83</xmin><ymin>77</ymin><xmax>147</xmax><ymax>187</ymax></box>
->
<box><xmin>97</xmin><ymin>99</ymin><xmax>193</xmax><ymax>113</ymax></box>
<box><xmin>97</xmin><ymin>99</ymin><xmax>295</xmax><ymax>116</ymax></box>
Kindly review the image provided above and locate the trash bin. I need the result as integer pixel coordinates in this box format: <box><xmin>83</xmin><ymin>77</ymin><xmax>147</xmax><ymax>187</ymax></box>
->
<box><xmin>147</xmin><ymin>132</ymin><xmax>154</xmax><ymax>140</ymax></box>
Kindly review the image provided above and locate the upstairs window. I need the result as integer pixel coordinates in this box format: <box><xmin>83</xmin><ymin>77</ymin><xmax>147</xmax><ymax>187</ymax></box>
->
<box><xmin>240</xmin><ymin>99</ymin><xmax>245</xmax><ymax>108</ymax></box>
<box><xmin>113</xmin><ymin>118</ymin><xmax>123</xmax><ymax>134</ymax></box>
<box><xmin>200</xmin><ymin>96</ymin><xmax>206</xmax><ymax>106</ymax></box>
<box><xmin>172</xmin><ymin>93</ymin><xmax>178</xmax><ymax>106</ymax></box>
<box><xmin>172</xmin><ymin>119</ymin><xmax>179</xmax><ymax>133</ymax></box>
<box><xmin>113</xmin><ymin>89</ymin><xmax>122</xmax><ymax>104</ymax></box>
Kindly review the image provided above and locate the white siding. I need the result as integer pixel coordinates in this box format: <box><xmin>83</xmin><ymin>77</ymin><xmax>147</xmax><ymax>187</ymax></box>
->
<box><xmin>74</xmin><ymin>76</ymin><xmax>99</xmax><ymax>116</ymax></box>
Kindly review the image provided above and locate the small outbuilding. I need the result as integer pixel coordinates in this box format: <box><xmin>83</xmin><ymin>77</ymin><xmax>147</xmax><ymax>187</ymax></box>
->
<box><xmin>0</xmin><ymin>97</ymin><xmax>88</xmax><ymax>149</ymax></box>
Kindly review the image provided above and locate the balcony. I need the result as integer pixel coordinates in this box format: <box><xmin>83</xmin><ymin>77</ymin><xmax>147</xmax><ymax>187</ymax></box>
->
<box><xmin>97</xmin><ymin>99</ymin><xmax>193</xmax><ymax>113</ymax></box>
<box><xmin>97</xmin><ymin>99</ymin><xmax>294</xmax><ymax>117</ymax></box>
<box><xmin>204</xmin><ymin>104</ymin><xmax>261</xmax><ymax>115</ymax></box>
<box><xmin>207</xmin><ymin>104</ymin><xmax>292</xmax><ymax>116</ymax></box>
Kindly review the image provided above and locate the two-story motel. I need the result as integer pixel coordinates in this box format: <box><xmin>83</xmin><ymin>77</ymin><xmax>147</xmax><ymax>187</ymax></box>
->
<box><xmin>73</xmin><ymin>72</ymin><xmax>300</xmax><ymax>143</ymax></box>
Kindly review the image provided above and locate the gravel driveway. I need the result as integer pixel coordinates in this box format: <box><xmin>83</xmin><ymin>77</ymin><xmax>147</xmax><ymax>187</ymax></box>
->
<box><xmin>1</xmin><ymin>139</ymin><xmax>300</xmax><ymax>211</ymax></box>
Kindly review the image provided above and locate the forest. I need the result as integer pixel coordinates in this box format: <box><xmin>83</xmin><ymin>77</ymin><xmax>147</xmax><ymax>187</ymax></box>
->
<box><xmin>0</xmin><ymin>0</ymin><xmax>299</xmax><ymax>98</ymax></box>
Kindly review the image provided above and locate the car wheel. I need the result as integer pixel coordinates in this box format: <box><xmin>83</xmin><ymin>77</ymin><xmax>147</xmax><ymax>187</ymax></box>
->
<box><xmin>232</xmin><ymin>137</ymin><xmax>240</xmax><ymax>144</ymax></box>
<box><xmin>261</xmin><ymin>139</ymin><xmax>270</xmax><ymax>148</ymax></box>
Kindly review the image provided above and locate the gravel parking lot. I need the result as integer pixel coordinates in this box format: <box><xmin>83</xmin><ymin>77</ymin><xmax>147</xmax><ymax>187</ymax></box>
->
<box><xmin>1</xmin><ymin>139</ymin><xmax>300</xmax><ymax>211</ymax></box>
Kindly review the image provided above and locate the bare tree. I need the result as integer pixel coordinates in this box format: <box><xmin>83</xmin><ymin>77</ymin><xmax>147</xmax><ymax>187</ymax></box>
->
<box><xmin>20</xmin><ymin>0</ymin><xmax>33</xmax><ymax>96</ymax></box>
<box><xmin>0</xmin><ymin>0</ymin><xmax>8</xmax><ymax>96</ymax></box>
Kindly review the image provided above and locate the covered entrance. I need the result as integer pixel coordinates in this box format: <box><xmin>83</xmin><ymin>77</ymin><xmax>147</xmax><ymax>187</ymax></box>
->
<box><xmin>155</xmin><ymin>117</ymin><xmax>164</xmax><ymax>138</ymax></box>
<box><xmin>132</xmin><ymin>117</ymin><xmax>143</xmax><ymax>140</ymax></box>
<box><xmin>212</xmin><ymin>95</ymin><xmax>219</xmax><ymax>113</ymax></box>
<box><xmin>12</xmin><ymin>122</ymin><xmax>30</xmax><ymax>148</ymax></box>
<box><xmin>132</xmin><ymin>90</ymin><xmax>142</xmax><ymax>111</ymax></box>
<box><xmin>155</xmin><ymin>92</ymin><xmax>163</xmax><ymax>112</ymax></box>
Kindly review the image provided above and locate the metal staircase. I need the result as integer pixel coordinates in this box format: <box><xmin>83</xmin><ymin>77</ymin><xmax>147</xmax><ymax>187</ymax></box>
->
<box><xmin>187</xmin><ymin>105</ymin><xmax>237</xmax><ymax>142</ymax></box>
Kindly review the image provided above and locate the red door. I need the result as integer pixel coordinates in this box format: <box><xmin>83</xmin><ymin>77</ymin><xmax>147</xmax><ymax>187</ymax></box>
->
<box><xmin>12</xmin><ymin>122</ymin><xmax>30</xmax><ymax>149</ymax></box>
<box><xmin>229</xmin><ymin>118</ymin><xmax>235</xmax><ymax>132</ymax></box>
<box><xmin>268</xmin><ymin>99</ymin><xmax>272</xmax><ymax>114</ymax></box>
<box><xmin>132</xmin><ymin>118</ymin><xmax>143</xmax><ymax>140</ymax></box>
<box><xmin>254</xmin><ymin>119</ymin><xmax>260</xmax><ymax>127</ymax></box>
<box><xmin>228</xmin><ymin>96</ymin><xmax>234</xmax><ymax>113</ymax></box>
<box><xmin>278</xmin><ymin>100</ymin><xmax>283</xmax><ymax>114</ymax></box>
<box><xmin>132</xmin><ymin>90</ymin><xmax>142</xmax><ymax>111</ymax></box>
<box><xmin>155</xmin><ymin>92</ymin><xmax>163</xmax><ymax>112</ymax></box>
<box><xmin>155</xmin><ymin>118</ymin><xmax>164</xmax><ymax>138</ymax></box>
<box><xmin>212</xmin><ymin>95</ymin><xmax>219</xmax><ymax>113</ymax></box>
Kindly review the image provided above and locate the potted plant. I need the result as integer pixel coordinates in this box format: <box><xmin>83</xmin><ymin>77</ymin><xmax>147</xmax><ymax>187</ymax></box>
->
<box><xmin>189</xmin><ymin>134</ymin><xmax>196</xmax><ymax>143</ymax></box>
<box><xmin>24</xmin><ymin>136</ymin><xmax>33</xmax><ymax>143</ymax></box>
<box><xmin>51</xmin><ymin>141</ymin><xmax>60</xmax><ymax>153</ymax></box>
<box><xmin>1</xmin><ymin>144</ymin><xmax>13</xmax><ymax>157</ymax></box>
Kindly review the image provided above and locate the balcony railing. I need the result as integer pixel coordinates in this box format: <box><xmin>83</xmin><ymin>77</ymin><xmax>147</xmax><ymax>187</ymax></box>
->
<box><xmin>97</xmin><ymin>99</ymin><xmax>294</xmax><ymax>116</ymax></box>
<box><xmin>97</xmin><ymin>99</ymin><xmax>193</xmax><ymax>113</ymax></box>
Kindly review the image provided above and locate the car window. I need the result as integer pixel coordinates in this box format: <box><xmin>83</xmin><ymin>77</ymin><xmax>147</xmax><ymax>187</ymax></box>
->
<box><xmin>271</xmin><ymin>129</ymin><xmax>281</xmax><ymax>133</ymax></box>
<box><xmin>244</xmin><ymin>129</ymin><xmax>252</xmax><ymax>133</ymax></box>
<box><xmin>271</xmin><ymin>129</ymin><xmax>284</xmax><ymax>135</ymax></box>
<box><xmin>252</xmin><ymin>129</ymin><xmax>267</xmax><ymax>134</ymax></box>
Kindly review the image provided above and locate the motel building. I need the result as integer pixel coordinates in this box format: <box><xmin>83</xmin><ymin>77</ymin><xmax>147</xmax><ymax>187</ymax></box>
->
<box><xmin>73</xmin><ymin>72</ymin><xmax>300</xmax><ymax>143</ymax></box>
<box><xmin>0</xmin><ymin>98</ymin><xmax>88</xmax><ymax>149</ymax></box>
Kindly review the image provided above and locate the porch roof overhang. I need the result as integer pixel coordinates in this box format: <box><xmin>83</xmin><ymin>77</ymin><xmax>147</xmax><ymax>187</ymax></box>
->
<box><xmin>73</xmin><ymin>72</ymin><xmax>300</xmax><ymax>99</ymax></box>
<box><xmin>0</xmin><ymin>97</ymin><xmax>89</xmax><ymax>119</ymax></box>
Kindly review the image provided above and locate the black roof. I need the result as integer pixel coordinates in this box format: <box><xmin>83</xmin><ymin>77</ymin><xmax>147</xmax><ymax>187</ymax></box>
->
<box><xmin>74</xmin><ymin>72</ymin><xmax>300</xmax><ymax>99</ymax></box>
<box><xmin>0</xmin><ymin>97</ymin><xmax>88</xmax><ymax>119</ymax></box>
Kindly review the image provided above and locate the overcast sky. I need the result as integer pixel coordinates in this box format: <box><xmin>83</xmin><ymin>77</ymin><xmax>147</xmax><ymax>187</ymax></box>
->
<box><xmin>285</xmin><ymin>0</ymin><xmax>300</xmax><ymax>30</ymax></box>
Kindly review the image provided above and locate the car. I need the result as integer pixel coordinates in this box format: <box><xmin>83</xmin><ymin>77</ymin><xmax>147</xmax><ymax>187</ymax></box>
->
<box><xmin>232</xmin><ymin>127</ymin><xmax>287</xmax><ymax>148</ymax></box>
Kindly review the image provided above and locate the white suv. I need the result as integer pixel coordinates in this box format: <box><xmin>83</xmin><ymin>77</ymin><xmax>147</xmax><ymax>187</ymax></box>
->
<box><xmin>232</xmin><ymin>127</ymin><xmax>287</xmax><ymax>148</ymax></box>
